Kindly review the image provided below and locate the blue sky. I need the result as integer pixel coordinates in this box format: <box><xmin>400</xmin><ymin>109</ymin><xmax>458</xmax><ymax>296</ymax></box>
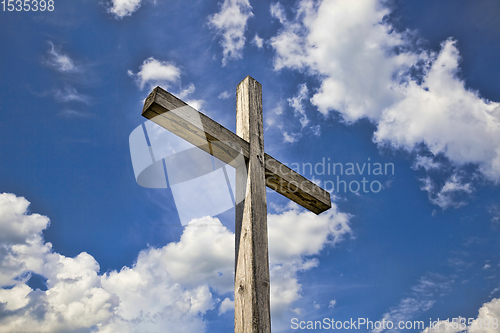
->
<box><xmin>1</xmin><ymin>0</ymin><xmax>500</xmax><ymax>332</ymax></box>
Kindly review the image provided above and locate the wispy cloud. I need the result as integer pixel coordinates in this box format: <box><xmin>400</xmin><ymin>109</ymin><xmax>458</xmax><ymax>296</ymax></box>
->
<box><xmin>177</xmin><ymin>83</ymin><xmax>195</xmax><ymax>99</ymax></box>
<box><xmin>44</xmin><ymin>43</ymin><xmax>92</xmax><ymax>119</ymax></box>
<box><xmin>46</xmin><ymin>42</ymin><xmax>78</xmax><ymax>73</ymax></box>
<box><xmin>208</xmin><ymin>0</ymin><xmax>254</xmax><ymax>66</ymax></box>
<box><xmin>373</xmin><ymin>273</ymin><xmax>452</xmax><ymax>333</ymax></box>
<box><xmin>58</xmin><ymin>109</ymin><xmax>92</xmax><ymax>119</ymax></box>
<box><xmin>288</xmin><ymin>83</ymin><xmax>309</xmax><ymax>128</ymax></box>
<box><xmin>54</xmin><ymin>86</ymin><xmax>91</xmax><ymax>104</ymax></box>
<box><xmin>413</xmin><ymin>156</ymin><xmax>442</xmax><ymax>171</ymax></box>
<box><xmin>128</xmin><ymin>57</ymin><xmax>181</xmax><ymax>90</ymax></box>
<box><xmin>488</xmin><ymin>204</ymin><xmax>500</xmax><ymax>228</ymax></box>
<box><xmin>174</xmin><ymin>83</ymin><xmax>206</xmax><ymax>111</ymax></box>
<box><xmin>420</xmin><ymin>174</ymin><xmax>473</xmax><ymax>209</ymax></box>
<box><xmin>108</xmin><ymin>0</ymin><xmax>142</xmax><ymax>18</ymax></box>
<box><xmin>283</xmin><ymin>131</ymin><xmax>301</xmax><ymax>143</ymax></box>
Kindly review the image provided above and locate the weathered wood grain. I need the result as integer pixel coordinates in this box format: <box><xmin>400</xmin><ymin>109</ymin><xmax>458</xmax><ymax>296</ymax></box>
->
<box><xmin>142</xmin><ymin>86</ymin><xmax>331</xmax><ymax>214</ymax></box>
<box><xmin>234</xmin><ymin>76</ymin><xmax>271</xmax><ymax>333</ymax></box>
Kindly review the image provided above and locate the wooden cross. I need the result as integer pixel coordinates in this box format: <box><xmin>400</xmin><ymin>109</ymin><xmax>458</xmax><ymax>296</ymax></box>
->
<box><xmin>142</xmin><ymin>76</ymin><xmax>331</xmax><ymax>333</ymax></box>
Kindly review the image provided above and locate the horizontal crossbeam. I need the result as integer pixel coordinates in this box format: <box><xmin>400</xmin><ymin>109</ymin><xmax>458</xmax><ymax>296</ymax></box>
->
<box><xmin>142</xmin><ymin>86</ymin><xmax>331</xmax><ymax>215</ymax></box>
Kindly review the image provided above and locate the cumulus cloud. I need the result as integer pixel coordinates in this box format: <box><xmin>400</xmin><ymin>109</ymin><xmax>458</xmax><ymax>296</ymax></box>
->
<box><xmin>0</xmin><ymin>193</ymin><xmax>48</xmax><ymax>246</ymax></box>
<box><xmin>128</xmin><ymin>57</ymin><xmax>181</xmax><ymax>90</ymax></box>
<box><xmin>0</xmin><ymin>193</ymin><xmax>351</xmax><ymax>332</ymax></box>
<box><xmin>421</xmin><ymin>298</ymin><xmax>500</xmax><ymax>333</ymax></box>
<box><xmin>208</xmin><ymin>0</ymin><xmax>254</xmax><ymax>65</ymax></box>
<box><xmin>108</xmin><ymin>0</ymin><xmax>141</xmax><ymax>18</ymax></box>
<box><xmin>268</xmin><ymin>203</ymin><xmax>351</xmax><ymax>317</ymax></box>
<box><xmin>271</xmin><ymin>0</ymin><xmax>419</xmax><ymax>119</ymax></box>
<box><xmin>0</xmin><ymin>194</ymin><xmax>220</xmax><ymax>332</ymax></box>
<box><xmin>46</xmin><ymin>42</ymin><xmax>78</xmax><ymax>73</ymax></box>
<box><xmin>269</xmin><ymin>0</ymin><xmax>500</xmax><ymax>205</ymax></box>
<box><xmin>219</xmin><ymin>297</ymin><xmax>234</xmax><ymax>315</ymax></box>
<box><xmin>374</xmin><ymin>40</ymin><xmax>500</xmax><ymax>183</ymax></box>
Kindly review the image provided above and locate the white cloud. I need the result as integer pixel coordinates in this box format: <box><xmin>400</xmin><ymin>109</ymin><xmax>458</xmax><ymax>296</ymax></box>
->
<box><xmin>98</xmin><ymin>221</ymin><xmax>225</xmax><ymax>332</ymax></box>
<box><xmin>268</xmin><ymin>202</ymin><xmax>351</xmax><ymax>317</ymax></box>
<box><xmin>283</xmin><ymin>131</ymin><xmax>301</xmax><ymax>143</ymax></box>
<box><xmin>270</xmin><ymin>2</ymin><xmax>287</xmax><ymax>24</ymax></box>
<box><xmin>0</xmin><ymin>193</ymin><xmax>48</xmax><ymax>246</ymax></box>
<box><xmin>376</xmin><ymin>298</ymin><xmax>435</xmax><ymax>333</ymax></box>
<box><xmin>176</xmin><ymin>84</ymin><xmax>206</xmax><ymax>111</ymax></box>
<box><xmin>265</xmin><ymin>102</ymin><xmax>284</xmax><ymax>129</ymax></box>
<box><xmin>54</xmin><ymin>86</ymin><xmax>90</xmax><ymax>104</ymax></box>
<box><xmin>219</xmin><ymin>297</ymin><xmax>234</xmax><ymax>314</ymax></box>
<box><xmin>209</xmin><ymin>0</ymin><xmax>254</xmax><ymax>65</ymax></box>
<box><xmin>269</xmin><ymin>0</ymin><xmax>500</xmax><ymax>202</ymax></box>
<box><xmin>58</xmin><ymin>109</ymin><xmax>92</xmax><ymax>118</ymax></box>
<box><xmin>469</xmin><ymin>298</ymin><xmax>500</xmax><ymax>333</ymax></box>
<box><xmin>0</xmin><ymin>194</ymin><xmax>219</xmax><ymax>332</ymax></box>
<box><xmin>252</xmin><ymin>34</ymin><xmax>264</xmax><ymax>48</ymax></box>
<box><xmin>311</xmin><ymin>124</ymin><xmax>320</xmax><ymax>136</ymax></box>
<box><xmin>128</xmin><ymin>57</ymin><xmax>181</xmax><ymax>90</ymax></box>
<box><xmin>374</xmin><ymin>40</ymin><xmax>500</xmax><ymax>183</ymax></box>
<box><xmin>288</xmin><ymin>83</ymin><xmax>310</xmax><ymax>127</ymax></box>
<box><xmin>270</xmin><ymin>0</ymin><xmax>419</xmax><ymax>119</ymax></box>
<box><xmin>185</xmin><ymin>99</ymin><xmax>205</xmax><ymax>112</ymax></box>
<box><xmin>108</xmin><ymin>0</ymin><xmax>141</xmax><ymax>18</ymax></box>
<box><xmin>178</xmin><ymin>83</ymin><xmax>196</xmax><ymax>99</ymax></box>
<box><xmin>0</xmin><ymin>284</ymin><xmax>32</xmax><ymax>311</ymax></box>
<box><xmin>329</xmin><ymin>299</ymin><xmax>336</xmax><ymax>309</ymax></box>
<box><xmin>373</xmin><ymin>273</ymin><xmax>452</xmax><ymax>333</ymax></box>
<box><xmin>421</xmin><ymin>174</ymin><xmax>473</xmax><ymax>209</ymax></box>
<box><xmin>0</xmin><ymin>193</ymin><xmax>351</xmax><ymax>332</ymax></box>
<box><xmin>46</xmin><ymin>42</ymin><xmax>78</xmax><ymax>73</ymax></box>
<box><xmin>489</xmin><ymin>205</ymin><xmax>500</xmax><ymax>227</ymax></box>
<box><xmin>421</xmin><ymin>298</ymin><xmax>500</xmax><ymax>333</ymax></box>
<box><xmin>268</xmin><ymin>202</ymin><xmax>351</xmax><ymax>261</ymax></box>
<box><xmin>218</xmin><ymin>90</ymin><xmax>231</xmax><ymax>99</ymax></box>
<box><xmin>413</xmin><ymin>156</ymin><xmax>442</xmax><ymax>171</ymax></box>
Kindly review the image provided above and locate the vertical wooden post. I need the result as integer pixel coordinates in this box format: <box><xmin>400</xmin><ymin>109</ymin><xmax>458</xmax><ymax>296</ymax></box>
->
<box><xmin>235</xmin><ymin>76</ymin><xmax>271</xmax><ymax>333</ymax></box>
